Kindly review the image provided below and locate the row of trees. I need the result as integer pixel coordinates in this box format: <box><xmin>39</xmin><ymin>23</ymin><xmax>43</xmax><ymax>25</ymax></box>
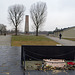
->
<box><xmin>8</xmin><ymin>2</ymin><xmax>47</xmax><ymax>36</ymax></box>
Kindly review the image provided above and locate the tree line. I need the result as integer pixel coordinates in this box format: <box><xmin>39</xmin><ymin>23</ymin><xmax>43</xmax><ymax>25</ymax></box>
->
<box><xmin>0</xmin><ymin>24</ymin><xmax>6</xmax><ymax>35</ymax></box>
<box><xmin>8</xmin><ymin>1</ymin><xmax>47</xmax><ymax>36</ymax></box>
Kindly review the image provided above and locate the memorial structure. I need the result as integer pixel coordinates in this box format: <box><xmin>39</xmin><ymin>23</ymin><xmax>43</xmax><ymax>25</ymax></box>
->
<box><xmin>25</xmin><ymin>15</ymin><xmax>29</xmax><ymax>34</ymax></box>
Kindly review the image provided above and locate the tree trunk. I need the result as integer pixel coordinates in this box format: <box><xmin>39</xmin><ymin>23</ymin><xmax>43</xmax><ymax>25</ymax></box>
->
<box><xmin>36</xmin><ymin>27</ymin><xmax>38</xmax><ymax>36</ymax></box>
<box><xmin>15</xmin><ymin>26</ymin><xmax>17</xmax><ymax>35</ymax></box>
<box><xmin>1</xmin><ymin>31</ymin><xmax>2</xmax><ymax>35</ymax></box>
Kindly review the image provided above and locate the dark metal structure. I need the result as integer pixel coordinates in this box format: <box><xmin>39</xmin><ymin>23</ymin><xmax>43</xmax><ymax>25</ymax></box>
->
<box><xmin>21</xmin><ymin>45</ymin><xmax>75</xmax><ymax>69</ymax></box>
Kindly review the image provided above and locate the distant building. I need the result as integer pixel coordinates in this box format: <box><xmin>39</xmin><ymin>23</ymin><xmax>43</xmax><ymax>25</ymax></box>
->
<box><xmin>54</xmin><ymin>26</ymin><xmax>75</xmax><ymax>38</ymax></box>
<box><xmin>25</xmin><ymin>15</ymin><xmax>29</xmax><ymax>34</ymax></box>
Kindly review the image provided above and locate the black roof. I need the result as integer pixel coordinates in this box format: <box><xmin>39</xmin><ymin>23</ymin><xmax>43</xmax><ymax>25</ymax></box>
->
<box><xmin>54</xmin><ymin>26</ymin><xmax>75</xmax><ymax>32</ymax></box>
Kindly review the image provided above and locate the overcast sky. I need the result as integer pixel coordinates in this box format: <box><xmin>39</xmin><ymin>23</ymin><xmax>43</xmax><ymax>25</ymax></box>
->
<box><xmin>0</xmin><ymin>0</ymin><xmax>75</xmax><ymax>32</ymax></box>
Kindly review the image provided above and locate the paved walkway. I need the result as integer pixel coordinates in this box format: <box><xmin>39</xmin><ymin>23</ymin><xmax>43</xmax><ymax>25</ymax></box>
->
<box><xmin>0</xmin><ymin>46</ymin><xmax>25</xmax><ymax>75</ymax></box>
<box><xmin>46</xmin><ymin>36</ymin><xmax>75</xmax><ymax>46</ymax></box>
<box><xmin>0</xmin><ymin>35</ymin><xmax>11</xmax><ymax>46</ymax></box>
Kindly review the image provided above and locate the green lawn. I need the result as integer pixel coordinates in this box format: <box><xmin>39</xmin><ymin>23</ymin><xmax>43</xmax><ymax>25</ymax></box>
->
<box><xmin>11</xmin><ymin>35</ymin><xmax>59</xmax><ymax>46</ymax></box>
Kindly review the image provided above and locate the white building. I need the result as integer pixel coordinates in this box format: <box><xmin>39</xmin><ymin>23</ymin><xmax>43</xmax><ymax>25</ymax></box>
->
<box><xmin>54</xmin><ymin>26</ymin><xmax>75</xmax><ymax>38</ymax></box>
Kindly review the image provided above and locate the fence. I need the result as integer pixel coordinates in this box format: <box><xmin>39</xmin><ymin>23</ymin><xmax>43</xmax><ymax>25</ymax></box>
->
<box><xmin>21</xmin><ymin>45</ymin><xmax>75</xmax><ymax>70</ymax></box>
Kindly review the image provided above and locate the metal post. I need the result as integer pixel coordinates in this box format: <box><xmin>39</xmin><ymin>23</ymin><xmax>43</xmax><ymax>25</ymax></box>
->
<box><xmin>21</xmin><ymin>46</ymin><xmax>23</xmax><ymax>66</ymax></box>
<box><xmin>74</xmin><ymin>53</ymin><xmax>75</xmax><ymax>61</ymax></box>
<box><xmin>23</xmin><ymin>49</ymin><xmax>25</xmax><ymax>70</ymax></box>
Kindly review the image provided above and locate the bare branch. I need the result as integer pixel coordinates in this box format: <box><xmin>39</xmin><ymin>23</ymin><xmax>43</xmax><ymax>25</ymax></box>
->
<box><xmin>30</xmin><ymin>2</ymin><xmax>47</xmax><ymax>36</ymax></box>
<box><xmin>8</xmin><ymin>4</ymin><xmax>25</xmax><ymax>35</ymax></box>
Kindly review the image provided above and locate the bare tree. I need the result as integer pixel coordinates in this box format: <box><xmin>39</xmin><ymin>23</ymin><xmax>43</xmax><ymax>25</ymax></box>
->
<box><xmin>0</xmin><ymin>24</ymin><xmax>6</xmax><ymax>35</ymax></box>
<box><xmin>8</xmin><ymin>4</ymin><xmax>25</xmax><ymax>35</ymax></box>
<box><xmin>30</xmin><ymin>2</ymin><xmax>47</xmax><ymax>36</ymax></box>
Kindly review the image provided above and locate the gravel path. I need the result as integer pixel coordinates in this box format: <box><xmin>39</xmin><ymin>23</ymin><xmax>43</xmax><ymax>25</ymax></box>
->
<box><xmin>0</xmin><ymin>35</ymin><xmax>11</xmax><ymax>46</ymax></box>
<box><xmin>46</xmin><ymin>36</ymin><xmax>75</xmax><ymax>46</ymax></box>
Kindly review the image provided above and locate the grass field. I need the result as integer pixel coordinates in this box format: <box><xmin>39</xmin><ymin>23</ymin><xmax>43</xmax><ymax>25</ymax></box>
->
<box><xmin>11</xmin><ymin>35</ymin><xmax>59</xmax><ymax>46</ymax></box>
<box><xmin>63</xmin><ymin>38</ymin><xmax>75</xmax><ymax>41</ymax></box>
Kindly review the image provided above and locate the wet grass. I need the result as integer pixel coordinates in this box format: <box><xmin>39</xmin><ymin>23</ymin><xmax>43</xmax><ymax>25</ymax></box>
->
<box><xmin>11</xmin><ymin>35</ymin><xmax>59</xmax><ymax>46</ymax></box>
